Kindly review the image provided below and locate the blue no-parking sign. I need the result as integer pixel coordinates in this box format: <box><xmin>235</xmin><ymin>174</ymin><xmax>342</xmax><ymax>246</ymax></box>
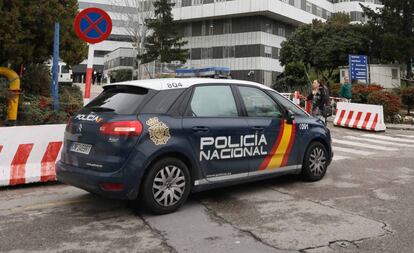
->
<box><xmin>74</xmin><ymin>8</ymin><xmax>112</xmax><ymax>44</ymax></box>
<box><xmin>349</xmin><ymin>54</ymin><xmax>369</xmax><ymax>84</ymax></box>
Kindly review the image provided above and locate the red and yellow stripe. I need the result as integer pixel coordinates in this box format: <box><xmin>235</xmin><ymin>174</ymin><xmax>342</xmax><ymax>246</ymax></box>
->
<box><xmin>259</xmin><ymin>120</ymin><xmax>296</xmax><ymax>171</ymax></box>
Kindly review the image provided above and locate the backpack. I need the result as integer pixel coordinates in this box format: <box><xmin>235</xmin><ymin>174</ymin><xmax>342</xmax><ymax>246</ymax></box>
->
<box><xmin>320</xmin><ymin>85</ymin><xmax>330</xmax><ymax>106</ymax></box>
<box><xmin>320</xmin><ymin>85</ymin><xmax>332</xmax><ymax>117</ymax></box>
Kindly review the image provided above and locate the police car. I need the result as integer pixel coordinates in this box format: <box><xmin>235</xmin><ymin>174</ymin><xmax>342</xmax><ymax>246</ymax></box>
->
<box><xmin>56</xmin><ymin>78</ymin><xmax>333</xmax><ymax>214</ymax></box>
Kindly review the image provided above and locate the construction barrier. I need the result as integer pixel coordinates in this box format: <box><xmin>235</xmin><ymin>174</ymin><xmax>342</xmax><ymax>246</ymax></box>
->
<box><xmin>334</xmin><ymin>102</ymin><xmax>386</xmax><ymax>132</ymax></box>
<box><xmin>0</xmin><ymin>124</ymin><xmax>65</xmax><ymax>187</ymax></box>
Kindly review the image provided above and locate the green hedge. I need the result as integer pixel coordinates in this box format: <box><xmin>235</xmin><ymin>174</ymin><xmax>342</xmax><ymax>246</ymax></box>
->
<box><xmin>17</xmin><ymin>85</ymin><xmax>83</xmax><ymax>125</ymax></box>
<box><xmin>367</xmin><ymin>91</ymin><xmax>401</xmax><ymax>122</ymax></box>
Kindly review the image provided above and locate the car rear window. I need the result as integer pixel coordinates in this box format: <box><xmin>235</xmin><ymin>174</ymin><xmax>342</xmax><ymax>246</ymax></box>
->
<box><xmin>85</xmin><ymin>85</ymin><xmax>150</xmax><ymax>115</ymax></box>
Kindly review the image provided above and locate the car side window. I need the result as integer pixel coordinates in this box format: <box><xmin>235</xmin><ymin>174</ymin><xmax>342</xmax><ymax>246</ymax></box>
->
<box><xmin>189</xmin><ymin>85</ymin><xmax>238</xmax><ymax>117</ymax></box>
<box><xmin>238</xmin><ymin>86</ymin><xmax>283</xmax><ymax>118</ymax></box>
<box><xmin>268</xmin><ymin>91</ymin><xmax>307</xmax><ymax>116</ymax></box>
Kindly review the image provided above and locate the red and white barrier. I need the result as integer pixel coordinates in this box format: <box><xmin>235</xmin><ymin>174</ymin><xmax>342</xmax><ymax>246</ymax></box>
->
<box><xmin>334</xmin><ymin>102</ymin><xmax>386</xmax><ymax>132</ymax></box>
<box><xmin>0</xmin><ymin>124</ymin><xmax>65</xmax><ymax>187</ymax></box>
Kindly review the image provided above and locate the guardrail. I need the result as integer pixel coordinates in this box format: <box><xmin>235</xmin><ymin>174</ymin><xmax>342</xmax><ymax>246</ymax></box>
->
<box><xmin>281</xmin><ymin>91</ymin><xmax>348</xmax><ymax>116</ymax></box>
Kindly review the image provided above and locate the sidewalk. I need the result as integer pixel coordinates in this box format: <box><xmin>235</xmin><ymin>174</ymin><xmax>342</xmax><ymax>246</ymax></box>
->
<box><xmin>74</xmin><ymin>83</ymin><xmax>103</xmax><ymax>100</ymax></box>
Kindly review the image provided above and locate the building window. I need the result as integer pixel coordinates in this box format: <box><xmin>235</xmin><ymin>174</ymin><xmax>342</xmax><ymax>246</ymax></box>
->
<box><xmin>193</xmin><ymin>0</ymin><xmax>202</xmax><ymax>5</ymax></box>
<box><xmin>278</xmin><ymin>26</ymin><xmax>286</xmax><ymax>37</ymax></box>
<box><xmin>191</xmin><ymin>48</ymin><xmax>201</xmax><ymax>60</ymax></box>
<box><xmin>306</xmin><ymin>2</ymin><xmax>312</xmax><ymax>13</ymax></box>
<box><xmin>223</xmin><ymin>46</ymin><xmax>235</xmax><ymax>58</ymax></box>
<box><xmin>264</xmin><ymin>71</ymin><xmax>273</xmax><ymax>87</ymax></box>
<box><xmin>317</xmin><ymin>7</ymin><xmax>322</xmax><ymax>17</ymax></box>
<box><xmin>182</xmin><ymin>0</ymin><xmax>192</xmax><ymax>6</ymax></box>
<box><xmin>223</xmin><ymin>19</ymin><xmax>232</xmax><ymax>34</ymax></box>
<box><xmin>264</xmin><ymin>46</ymin><xmax>272</xmax><ymax>58</ymax></box>
<box><xmin>392</xmin><ymin>69</ymin><xmax>399</xmax><ymax>80</ymax></box>
<box><xmin>184</xmin><ymin>23</ymin><xmax>192</xmax><ymax>37</ymax></box>
<box><xmin>265</xmin><ymin>23</ymin><xmax>273</xmax><ymax>33</ymax></box>
<box><xmin>201</xmin><ymin>48</ymin><xmax>213</xmax><ymax>59</ymax></box>
<box><xmin>208</xmin><ymin>20</ymin><xmax>214</xmax><ymax>35</ymax></box>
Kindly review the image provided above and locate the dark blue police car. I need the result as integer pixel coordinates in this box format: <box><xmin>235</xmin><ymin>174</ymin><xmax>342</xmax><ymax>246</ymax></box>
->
<box><xmin>57</xmin><ymin>78</ymin><xmax>333</xmax><ymax>214</ymax></box>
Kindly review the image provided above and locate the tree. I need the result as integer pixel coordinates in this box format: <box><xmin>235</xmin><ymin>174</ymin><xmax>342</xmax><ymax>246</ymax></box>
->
<box><xmin>139</xmin><ymin>0</ymin><xmax>188</xmax><ymax>64</ymax></box>
<box><xmin>362</xmin><ymin>1</ymin><xmax>414</xmax><ymax>79</ymax></box>
<box><xmin>279</xmin><ymin>14</ymin><xmax>369</xmax><ymax>82</ymax></box>
<box><xmin>401</xmin><ymin>87</ymin><xmax>414</xmax><ymax>114</ymax></box>
<box><xmin>0</xmin><ymin>0</ymin><xmax>87</xmax><ymax>68</ymax></box>
<box><xmin>273</xmin><ymin>61</ymin><xmax>309</xmax><ymax>93</ymax></box>
<box><xmin>111</xmin><ymin>0</ymin><xmax>155</xmax><ymax>78</ymax></box>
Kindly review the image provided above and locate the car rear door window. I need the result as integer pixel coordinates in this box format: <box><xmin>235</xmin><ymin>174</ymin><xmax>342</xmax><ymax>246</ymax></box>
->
<box><xmin>141</xmin><ymin>89</ymin><xmax>185</xmax><ymax>114</ymax></box>
<box><xmin>188</xmin><ymin>85</ymin><xmax>238</xmax><ymax>117</ymax></box>
<box><xmin>85</xmin><ymin>86</ymin><xmax>150</xmax><ymax>115</ymax></box>
<box><xmin>238</xmin><ymin>86</ymin><xmax>283</xmax><ymax>117</ymax></box>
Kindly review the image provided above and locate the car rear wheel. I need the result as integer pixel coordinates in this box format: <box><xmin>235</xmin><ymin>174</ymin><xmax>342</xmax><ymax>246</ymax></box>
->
<box><xmin>140</xmin><ymin>157</ymin><xmax>191</xmax><ymax>214</ymax></box>
<box><xmin>301</xmin><ymin>141</ymin><xmax>328</xmax><ymax>182</ymax></box>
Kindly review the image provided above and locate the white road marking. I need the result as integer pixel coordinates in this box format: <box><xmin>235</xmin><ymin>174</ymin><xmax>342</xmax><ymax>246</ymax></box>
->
<box><xmin>333</xmin><ymin>146</ymin><xmax>375</xmax><ymax>156</ymax></box>
<box><xmin>332</xmin><ymin>139</ymin><xmax>398</xmax><ymax>151</ymax></box>
<box><xmin>332</xmin><ymin>155</ymin><xmax>350</xmax><ymax>161</ymax></box>
<box><xmin>394</xmin><ymin>134</ymin><xmax>414</xmax><ymax>139</ymax></box>
<box><xmin>362</xmin><ymin>134</ymin><xmax>414</xmax><ymax>144</ymax></box>
<box><xmin>344</xmin><ymin>136</ymin><xmax>414</xmax><ymax>148</ymax></box>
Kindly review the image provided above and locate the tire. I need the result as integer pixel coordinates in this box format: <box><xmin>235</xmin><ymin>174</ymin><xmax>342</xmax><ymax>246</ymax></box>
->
<box><xmin>301</xmin><ymin>141</ymin><xmax>329</xmax><ymax>182</ymax></box>
<box><xmin>140</xmin><ymin>157</ymin><xmax>191</xmax><ymax>214</ymax></box>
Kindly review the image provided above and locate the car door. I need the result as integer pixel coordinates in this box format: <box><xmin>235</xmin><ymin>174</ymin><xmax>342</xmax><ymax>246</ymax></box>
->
<box><xmin>182</xmin><ymin>84</ymin><xmax>251</xmax><ymax>184</ymax></box>
<box><xmin>236</xmin><ymin>86</ymin><xmax>298</xmax><ymax>174</ymax></box>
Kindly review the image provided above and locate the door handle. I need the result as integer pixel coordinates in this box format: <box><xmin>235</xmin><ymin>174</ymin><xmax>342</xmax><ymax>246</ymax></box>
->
<box><xmin>192</xmin><ymin>126</ymin><xmax>209</xmax><ymax>132</ymax></box>
<box><xmin>251</xmin><ymin>126</ymin><xmax>264</xmax><ymax>132</ymax></box>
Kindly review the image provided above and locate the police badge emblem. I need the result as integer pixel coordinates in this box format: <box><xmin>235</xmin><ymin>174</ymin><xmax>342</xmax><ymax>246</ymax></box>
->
<box><xmin>146</xmin><ymin>117</ymin><xmax>171</xmax><ymax>145</ymax></box>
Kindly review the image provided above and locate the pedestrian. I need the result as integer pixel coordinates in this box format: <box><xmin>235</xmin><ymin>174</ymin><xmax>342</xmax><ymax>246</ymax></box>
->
<box><xmin>340</xmin><ymin>77</ymin><xmax>352</xmax><ymax>102</ymax></box>
<box><xmin>92</xmin><ymin>70</ymin><xmax>97</xmax><ymax>85</ymax></box>
<box><xmin>97</xmin><ymin>71</ymin><xmax>102</xmax><ymax>85</ymax></box>
<box><xmin>307</xmin><ymin>79</ymin><xmax>331</xmax><ymax>123</ymax></box>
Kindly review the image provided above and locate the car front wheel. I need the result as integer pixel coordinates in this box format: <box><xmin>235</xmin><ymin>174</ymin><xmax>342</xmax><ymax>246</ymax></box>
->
<box><xmin>301</xmin><ymin>141</ymin><xmax>328</xmax><ymax>182</ymax></box>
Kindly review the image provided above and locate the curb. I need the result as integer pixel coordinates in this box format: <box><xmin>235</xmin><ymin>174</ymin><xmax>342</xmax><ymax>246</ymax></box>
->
<box><xmin>385</xmin><ymin>124</ymin><xmax>414</xmax><ymax>131</ymax></box>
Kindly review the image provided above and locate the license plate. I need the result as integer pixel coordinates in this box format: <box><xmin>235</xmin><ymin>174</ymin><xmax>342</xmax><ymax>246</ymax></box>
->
<box><xmin>70</xmin><ymin>142</ymin><xmax>92</xmax><ymax>155</ymax></box>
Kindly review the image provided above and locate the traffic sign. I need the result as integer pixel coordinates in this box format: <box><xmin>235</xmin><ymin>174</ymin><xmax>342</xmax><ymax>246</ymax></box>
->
<box><xmin>349</xmin><ymin>55</ymin><xmax>369</xmax><ymax>84</ymax></box>
<box><xmin>73</xmin><ymin>8</ymin><xmax>112</xmax><ymax>44</ymax></box>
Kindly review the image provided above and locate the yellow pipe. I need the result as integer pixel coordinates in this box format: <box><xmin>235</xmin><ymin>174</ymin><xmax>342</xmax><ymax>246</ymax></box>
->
<box><xmin>0</xmin><ymin>67</ymin><xmax>21</xmax><ymax>122</ymax></box>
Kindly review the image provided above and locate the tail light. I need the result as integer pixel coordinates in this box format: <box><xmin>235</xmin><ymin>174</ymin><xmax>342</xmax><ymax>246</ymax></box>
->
<box><xmin>99</xmin><ymin>120</ymin><xmax>142</xmax><ymax>136</ymax></box>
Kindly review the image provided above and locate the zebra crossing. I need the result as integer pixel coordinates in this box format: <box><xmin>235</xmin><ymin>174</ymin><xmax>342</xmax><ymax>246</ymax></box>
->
<box><xmin>331</xmin><ymin>132</ymin><xmax>414</xmax><ymax>162</ymax></box>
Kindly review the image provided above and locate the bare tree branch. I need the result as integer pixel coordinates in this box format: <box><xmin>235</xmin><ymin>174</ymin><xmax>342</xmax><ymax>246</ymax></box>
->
<box><xmin>110</xmin><ymin>0</ymin><xmax>155</xmax><ymax>79</ymax></box>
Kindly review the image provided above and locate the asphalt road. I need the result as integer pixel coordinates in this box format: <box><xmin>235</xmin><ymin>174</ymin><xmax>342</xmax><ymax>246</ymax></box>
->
<box><xmin>1</xmin><ymin>125</ymin><xmax>414</xmax><ymax>253</ymax></box>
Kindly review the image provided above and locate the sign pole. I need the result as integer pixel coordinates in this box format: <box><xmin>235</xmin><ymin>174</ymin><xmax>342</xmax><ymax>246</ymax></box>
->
<box><xmin>84</xmin><ymin>43</ymin><xmax>95</xmax><ymax>105</ymax></box>
<box><xmin>52</xmin><ymin>23</ymin><xmax>60</xmax><ymax>112</ymax></box>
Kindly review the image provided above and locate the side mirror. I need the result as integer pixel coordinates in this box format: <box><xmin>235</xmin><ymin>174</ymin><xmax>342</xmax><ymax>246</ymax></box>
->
<box><xmin>286</xmin><ymin>110</ymin><xmax>295</xmax><ymax>124</ymax></box>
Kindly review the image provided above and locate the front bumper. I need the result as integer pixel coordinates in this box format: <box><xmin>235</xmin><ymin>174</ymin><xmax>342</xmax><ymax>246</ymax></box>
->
<box><xmin>56</xmin><ymin>161</ymin><xmax>137</xmax><ymax>200</ymax></box>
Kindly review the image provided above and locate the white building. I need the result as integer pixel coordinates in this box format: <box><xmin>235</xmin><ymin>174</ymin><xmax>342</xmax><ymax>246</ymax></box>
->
<box><xmin>340</xmin><ymin>64</ymin><xmax>401</xmax><ymax>89</ymax></box>
<box><xmin>76</xmin><ymin>0</ymin><xmax>383</xmax><ymax>85</ymax></box>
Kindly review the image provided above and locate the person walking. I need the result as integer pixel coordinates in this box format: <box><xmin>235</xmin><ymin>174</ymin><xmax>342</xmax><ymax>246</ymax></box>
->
<box><xmin>97</xmin><ymin>71</ymin><xmax>102</xmax><ymax>85</ymax></box>
<box><xmin>307</xmin><ymin>79</ymin><xmax>330</xmax><ymax>123</ymax></box>
<box><xmin>340</xmin><ymin>77</ymin><xmax>352</xmax><ymax>102</ymax></box>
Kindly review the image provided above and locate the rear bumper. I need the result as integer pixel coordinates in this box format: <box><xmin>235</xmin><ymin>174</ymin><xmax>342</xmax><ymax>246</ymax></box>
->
<box><xmin>56</xmin><ymin>161</ymin><xmax>138</xmax><ymax>200</ymax></box>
